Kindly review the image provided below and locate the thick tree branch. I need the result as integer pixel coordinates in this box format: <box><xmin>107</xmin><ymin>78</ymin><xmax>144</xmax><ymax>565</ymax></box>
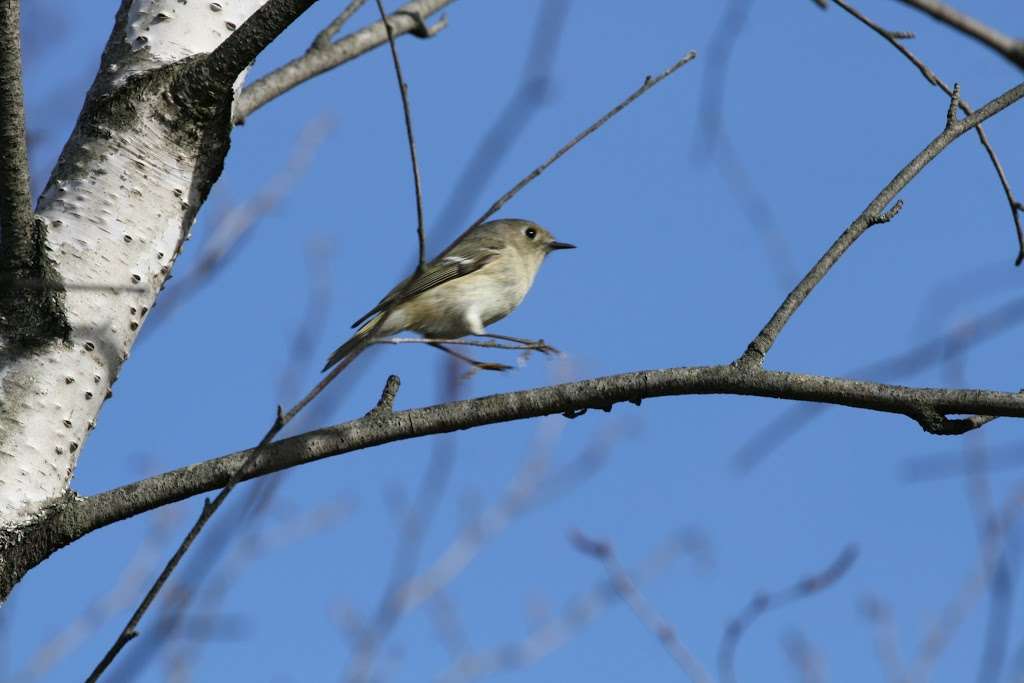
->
<box><xmin>739</xmin><ymin>78</ymin><xmax>1024</xmax><ymax>367</ymax></box>
<box><xmin>196</xmin><ymin>0</ymin><xmax>321</xmax><ymax>92</ymax></box>
<box><xmin>234</xmin><ymin>0</ymin><xmax>454</xmax><ymax>123</ymax></box>
<box><xmin>56</xmin><ymin>364</ymin><xmax>1024</xmax><ymax>537</ymax></box>
<box><xmin>892</xmin><ymin>0</ymin><xmax>1024</xmax><ymax>70</ymax></box>
<box><xmin>0</xmin><ymin>0</ymin><xmax>36</xmax><ymax>272</ymax></box>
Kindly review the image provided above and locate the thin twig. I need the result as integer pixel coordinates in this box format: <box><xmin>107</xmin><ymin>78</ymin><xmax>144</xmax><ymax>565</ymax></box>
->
<box><xmin>571</xmin><ymin>530</ymin><xmax>712</xmax><ymax>683</ymax></box>
<box><xmin>311</xmin><ymin>0</ymin><xmax>367</xmax><ymax>51</ymax></box>
<box><xmin>718</xmin><ymin>545</ymin><xmax>858</xmax><ymax>683</ymax></box>
<box><xmin>0</xmin><ymin>0</ymin><xmax>36</xmax><ymax>272</ymax></box>
<box><xmin>374</xmin><ymin>0</ymin><xmax>426</xmax><ymax>271</ymax></box>
<box><xmin>371</xmin><ymin>335</ymin><xmax>557</xmax><ymax>354</ymax></box>
<box><xmin>739</xmin><ymin>78</ymin><xmax>1024</xmax><ymax>368</ymax></box>
<box><xmin>469</xmin><ymin>50</ymin><xmax>698</xmax><ymax>228</ymax></box>
<box><xmin>86</xmin><ymin>344</ymin><xmax>381</xmax><ymax>681</ymax></box>
<box><xmin>424</xmin><ymin>0</ymin><xmax>569</xmax><ymax>247</ymax></box>
<box><xmin>829</xmin><ymin>0</ymin><xmax>1024</xmax><ymax>265</ymax></box>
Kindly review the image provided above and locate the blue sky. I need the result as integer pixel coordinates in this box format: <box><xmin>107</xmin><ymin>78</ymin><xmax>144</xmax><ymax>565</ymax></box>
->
<box><xmin>8</xmin><ymin>1</ymin><xmax>1024</xmax><ymax>681</ymax></box>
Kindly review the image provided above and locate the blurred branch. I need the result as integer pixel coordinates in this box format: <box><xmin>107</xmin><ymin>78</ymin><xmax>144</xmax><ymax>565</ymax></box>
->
<box><xmin>235</xmin><ymin>0</ymin><xmax>453</xmax><ymax>123</ymax></box>
<box><xmin>859</xmin><ymin>595</ymin><xmax>906</xmax><ymax>683</ymax></box>
<box><xmin>341</xmin><ymin>417</ymin><xmax>627</xmax><ymax>681</ymax></box>
<box><xmin>739</xmin><ymin>78</ymin><xmax>1024</xmax><ymax>368</ymax></box>
<box><xmin>436</xmin><ymin>531</ymin><xmax>709</xmax><ymax>683</ymax></box>
<box><xmin>907</xmin><ymin>485</ymin><xmax>1024</xmax><ymax>682</ymax></box>
<box><xmin>891</xmin><ymin>0</ymin><xmax>1024</xmax><ymax>70</ymax></box>
<box><xmin>341</xmin><ymin>356</ymin><xmax>463</xmax><ymax>682</ymax></box>
<box><xmin>470</xmin><ymin>50</ymin><xmax>698</xmax><ymax>228</ymax></box>
<box><xmin>718</xmin><ymin>545</ymin><xmax>857</xmax><ymax>683</ymax></box>
<box><xmin>425</xmin><ymin>0</ymin><xmax>569</xmax><ymax>246</ymax></box>
<box><xmin>571</xmin><ymin>530</ymin><xmax>712</xmax><ymax>683</ymax></box>
<box><xmin>736</xmin><ymin>296</ymin><xmax>1024</xmax><ymax>473</ymax></box>
<box><xmin>145</xmin><ymin>118</ymin><xmax>332</xmax><ymax>334</ymax></box>
<box><xmin>695</xmin><ymin>0</ymin><xmax>796</xmax><ymax>289</ymax></box>
<box><xmin>782</xmin><ymin>630</ymin><xmax>827</xmax><ymax>683</ymax></box>
<box><xmin>829</xmin><ymin>0</ymin><xmax>1024</xmax><ymax>265</ymax></box>
<box><xmin>12</xmin><ymin>507</ymin><xmax>181</xmax><ymax>683</ymax></box>
<box><xmin>158</xmin><ymin>498</ymin><xmax>355</xmax><ymax>681</ymax></box>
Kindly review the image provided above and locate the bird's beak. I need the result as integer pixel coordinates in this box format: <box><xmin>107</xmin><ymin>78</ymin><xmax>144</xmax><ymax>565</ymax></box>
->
<box><xmin>548</xmin><ymin>241</ymin><xmax>576</xmax><ymax>251</ymax></box>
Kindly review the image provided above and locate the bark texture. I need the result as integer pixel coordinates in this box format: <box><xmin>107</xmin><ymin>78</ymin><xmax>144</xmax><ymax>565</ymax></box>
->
<box><xmin>0</xmin><ymin>0</ymin><xmax>269</xmax><ymax>526</ymax></box>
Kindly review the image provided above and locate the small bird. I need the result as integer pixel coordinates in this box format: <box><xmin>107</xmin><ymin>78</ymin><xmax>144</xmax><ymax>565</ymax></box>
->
<box><xmin>323</xmin><ymin>218</ymin><xmax>575</xmax><ymax>371</ymax></box>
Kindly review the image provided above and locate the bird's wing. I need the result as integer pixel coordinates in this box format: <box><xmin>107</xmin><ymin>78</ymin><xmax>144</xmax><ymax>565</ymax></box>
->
<box><xmin>350</xmin><ymin>249</ymin><xmax>501</xmax><ymax>329</ymax></box>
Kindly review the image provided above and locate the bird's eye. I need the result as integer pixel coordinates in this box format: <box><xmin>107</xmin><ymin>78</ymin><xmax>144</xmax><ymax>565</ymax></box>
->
<box><xmin>525</xmin><ymin>227</ymin><xmax>537</xmax><ymax>240</ymax></box>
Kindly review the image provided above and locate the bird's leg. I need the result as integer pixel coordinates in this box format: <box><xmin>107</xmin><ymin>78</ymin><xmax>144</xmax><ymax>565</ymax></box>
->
<box><xmin>478</xmin><ymin>333</ymin><xmax>558</xmax><ymax>355</ymax></box>
<box><xmin>428</xmin><ymin>342</ymin><xmax>513</xmax><ymax>372</ymax></box>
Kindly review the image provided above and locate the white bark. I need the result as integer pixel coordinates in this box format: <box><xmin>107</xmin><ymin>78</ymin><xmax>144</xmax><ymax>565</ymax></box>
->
<box><xmin>0</xmin><ymin>0</ymin><xmax>268</xmax><ymax>526</ymax></box>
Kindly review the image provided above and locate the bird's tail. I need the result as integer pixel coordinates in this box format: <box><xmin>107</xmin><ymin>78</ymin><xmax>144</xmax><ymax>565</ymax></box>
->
<box><xmin>321</xmin><ymin>314</ymin><xmax>380</xmax><ymax>372</ymax></box>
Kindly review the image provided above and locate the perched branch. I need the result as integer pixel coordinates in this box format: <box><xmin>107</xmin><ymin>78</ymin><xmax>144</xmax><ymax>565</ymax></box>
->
<box><xmin>739</xmin><ymin>78</ymin><xmax>1024</xmax><ymax>367</ymax></box>
<box><xmin>571</xmin><ymin>530</ymin><xmax>712</xmax><ymax>683</ymax></box>
<box><xmin>234</xmin><ymin>0</ymin><xmax>453</xmax><ymax>123</ymax></box>
<box><xmin>371</xmin><ymin>335</ymin><xmax>558</xmax><ymax>354</ymax></box>
<box><xmin>718</xmin><ymin>546</ymin><xmax>858</xmax><ymax>683</ymax></box>
<box><xmin>892</xmin><ymin>0</ymin><xmax>1024</xmax><ymax>70</ymax></box>
<box><xmin>43</xmin><ymin>364</ymin><xmax>1024</xmax><ymax>551</ymax></box>
<box><xmin>374</xmin><ymin>0</ymin><xmax>426</xmax><ymax>270</ymax></box>
<box><xmin>470</xmin><ymin>50</ymin><xmax>698</xmax><ymax>228</ymax></box>
<box><xmin>829</xmin><ymin>0</ymin><xmax>1024</xmax><ymax>264</ymax></box>
<box><xmin>0</xmin><ymin>0</ymin><xmax>35</xmax><ymax>273</ymax></box>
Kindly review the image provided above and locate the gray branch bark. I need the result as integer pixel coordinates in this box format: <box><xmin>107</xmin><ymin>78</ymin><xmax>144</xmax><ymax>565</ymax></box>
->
<box><xmin>893</xmin><ymin>0</ymin><xmax>1024</xmax><ymax>70</ymax></box>
<box><xmin>234</xmin><ymin>0</ymin><xmax>455</xmax><ymax>122</ymax></box>
<box><xmin>6</xmin><ymin>362</ymin><xmax>1024</xmax><ymax>601</ymax></box>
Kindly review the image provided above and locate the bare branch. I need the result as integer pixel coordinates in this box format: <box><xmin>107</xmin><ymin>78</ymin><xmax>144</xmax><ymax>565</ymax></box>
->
<box><xmin>235</xmin><ymin>0</ymin><xmax>453</xmax><ymax>123</ymax></box>
<box><xmin>42</xmin><ymin>364</ymin><xmax>1024</xmax><ymax>554</ymax></box>
<box><xmin>374</xmin><ymin>0</ymin><xmax>427</xmax><ymax>270</ymax></box>
<box><xmin>739</xmin><ymin>78</ymin><xmax>1024</xmax><ymax>367</ymax></box>
<box><xmin>425</xmin><ymin>0</ymin><xmax>569</xmax><ymax>246</ymax></box>
<box><xmin>829</xmin><ymin>0</ymin><xmax>1024</xmax><ymax>265</ymax></box>
<box><xmin>892</xmin><ymin>0</ymin><xmax>1024</xmax><ymax>70</ymax></box>
<box><xmin>571</xmin><ymin>530</ymin><xmax>712</xmax><ymax>683</ymax></box>
<box><xmin>311</xmin><ymin>0</ymin><xmax>366</xmax><ymax>51</ymax></box>
<box><xmin>183</xmin><ymin>0</ymin><xmax>322</xmax><ymax>104</ymax></box>
<box><xmin>718</xmin><ymin>545</ymin><xmax>858</xmax><ymax>683</ymax></box>
<box><xmin>0</xmin><ymin>0</ymin><xmax>35</xmax><ymax>273</ymax></box>
<box><xmin>470</xmin><ymin>50</ymin><xmax>699</xmax><ymax>228</ymax></box>
<box><xmin>735</xmin><ymin>295</ymin><xmax>1024</xmax><ymax>473</ymax></box>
